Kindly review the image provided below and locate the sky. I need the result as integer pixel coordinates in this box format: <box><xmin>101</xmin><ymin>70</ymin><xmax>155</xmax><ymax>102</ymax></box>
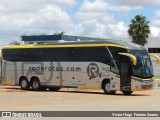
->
<box><xmin>0</xmin><ymin>0</ymin><xmax>160</xmax><ymax>46</ymax></box>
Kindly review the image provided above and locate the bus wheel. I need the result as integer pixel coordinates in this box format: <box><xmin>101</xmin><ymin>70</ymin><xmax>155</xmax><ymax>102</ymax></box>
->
<box><xmin>102</xmin><ymin>81</ymin><xmax>116</xmax><ymax>95</ymax></box>
<box><xmin>19</xmin><ymin>78</ymin><xmax>30</xmax><ymax>90</ymax></box>
<box><xmin>49</xmin><ymin>87</ymin><xmax>60</xmax><ymax>91</ymax></box>
<box><xmin>31</xmin><ymin>78</ymin><xmax>41</xmax><ymax>91</ymax></box>
<box><xmin>122</xmin><ymin>91</ymin><xmax>133</xmax><ymax>95</ymax></box>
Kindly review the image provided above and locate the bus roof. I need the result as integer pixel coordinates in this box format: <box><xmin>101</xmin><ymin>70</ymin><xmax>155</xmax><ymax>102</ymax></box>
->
<box><xmin>22</xmin><ymin>35</ymin><xmax>108</xmax><ymax>42</ymax></box>
<box><xmin>2</xmin><ymin>40</ymin><xmax>146</xmax><ymax>50</ymax></box>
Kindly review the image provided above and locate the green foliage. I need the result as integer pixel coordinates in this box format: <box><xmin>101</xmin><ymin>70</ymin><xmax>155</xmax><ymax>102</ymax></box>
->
<box><xmin>25</xmin><ymin>41</ymin><xmax>45</xmax><ymax>45</ymax></box>
<box><xmin>9</xmin><ymin>40</ymin><xmax>21</xmax><ymax>45</ymax></box>
<box><xmin>26</xmin><ymin>41</ymin><xmax>34</xmax><ymax>44</ymax></box>
<box><xmin>128</xmin><ymin>15</ymin><xmax>151</xmax><ymax>46</ymax></box>
<box><xmin>154</xmin><ymin>75</ymin><xmax>160</xmax><ymax>80</ymax></box>
<box><xmin>53</xmin><ymin>31</ymin><xmax>65</xmax><ymax>35</ymax></box>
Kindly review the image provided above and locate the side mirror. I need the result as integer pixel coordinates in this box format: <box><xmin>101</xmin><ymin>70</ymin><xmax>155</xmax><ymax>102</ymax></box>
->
<box><xmin>149</xmin><ymin>53</ymin><xmax>160</xmax><ymax>64</ymax></box>
<box><xmin>118</xmin><ymin>52</ymin><xmax>137</xmax><ymax>65</ymax></box>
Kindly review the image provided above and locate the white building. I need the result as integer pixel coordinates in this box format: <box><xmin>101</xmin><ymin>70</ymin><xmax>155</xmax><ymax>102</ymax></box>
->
<box><xmin>145</xmin><ymin>37</ymin><xmax>160</xmax><ymax>75</ymax></box>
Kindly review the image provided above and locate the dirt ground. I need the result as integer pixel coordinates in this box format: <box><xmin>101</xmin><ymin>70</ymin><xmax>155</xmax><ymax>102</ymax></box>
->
<box><xmin>0</xmin><ymin>83</ymin><xmax>160</xmax><ymax>111</ymax></box>
<box><xmin>0</xmin><ymin>82</ymin><xmax>160</xmax><ymax>120</ymax></box>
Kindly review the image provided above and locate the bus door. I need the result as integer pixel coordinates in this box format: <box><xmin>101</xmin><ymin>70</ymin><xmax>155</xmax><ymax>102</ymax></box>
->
<box><xmin>120</xmin><ymin>61</ymin><xmax>131</xmax><ymax>91</ymax></box>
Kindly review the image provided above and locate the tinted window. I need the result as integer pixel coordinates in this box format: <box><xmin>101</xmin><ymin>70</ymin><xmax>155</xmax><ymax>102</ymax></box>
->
<box><xmin>153</xmin><ymin>48</ymin><xmax>157</xmax><ymax>53</ymax></box>
<box><xmin>148</xmin><ymin>48</ymin><xmax>160</xmax><ymax>53</ymax></box>
<box><xmin>157</xmin><ymin>48</ymin><xmax>160</xmax><ymax>53</ymax></box>
<box><xmin>148</xmin><ymin>48</ymin><xmax>153</xmax><ymax>53</ymax></box>
<box><xmin>108</xmin><ymin>47</ymin><xmax>127</xmax><ymax>59</ymax></box>
<box><xmin>2</xmin><ymin>48</ymin><xmax>70</xmax><ymax>61</ymax></box>
<box><xmin>70</xmin><ymin>47</ymin><xmax>111</xmax><ymax>64</ymax></box>
<box><xmin>3</xmin><ymin>47</ymin><xmax>126</xmax><ymax>63</ymax></box>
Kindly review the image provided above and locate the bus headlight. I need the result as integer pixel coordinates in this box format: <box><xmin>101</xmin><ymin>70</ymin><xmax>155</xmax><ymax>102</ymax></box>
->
<box><xmin>141</xmin><ymin>80</ymin><xmax>153</xmax><ymax>89</ymax></box>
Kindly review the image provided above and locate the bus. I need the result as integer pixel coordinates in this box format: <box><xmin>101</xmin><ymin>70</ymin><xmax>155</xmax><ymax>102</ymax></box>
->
<box><xmin>1</xmin><ymin>35</ymin><xmax>160</xmax><ymax>95</ymax></box>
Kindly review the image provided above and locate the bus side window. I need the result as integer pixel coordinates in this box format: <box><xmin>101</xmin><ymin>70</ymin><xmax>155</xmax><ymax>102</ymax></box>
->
<box><xmin>110</xmin><ymin>59</ymin><xmax>119</xmax><ymax>74</ymax></box>
<box><xmin>70</xmin><ymin>47</ymin><xmax>111</xmax><ymax>64</ymax></box>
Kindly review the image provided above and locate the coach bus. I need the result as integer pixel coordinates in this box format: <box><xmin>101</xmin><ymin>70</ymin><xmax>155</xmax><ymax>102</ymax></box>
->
<box><xmin>1</xmin><ymin>35</ymin><xmax>160</xmax><ymax>95</ymax></box>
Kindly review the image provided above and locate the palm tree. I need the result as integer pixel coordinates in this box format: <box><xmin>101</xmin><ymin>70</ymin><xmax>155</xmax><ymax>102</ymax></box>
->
<box><xmin>128</xmin><ymin>15</ymin><xmax>150</xmax><ymax>46</ymax></box>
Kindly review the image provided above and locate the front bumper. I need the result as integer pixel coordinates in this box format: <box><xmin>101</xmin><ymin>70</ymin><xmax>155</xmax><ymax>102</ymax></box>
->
<box><xmin>131</xmin><ymin>77</ymin><xmax>154</xmax><ymax>91</ymax></box>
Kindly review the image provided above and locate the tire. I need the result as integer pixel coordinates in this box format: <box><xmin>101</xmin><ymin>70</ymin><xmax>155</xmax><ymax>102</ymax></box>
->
<box><xmin>122</xmin><ymin>91</ymin><xmax>133</xmax><ymax>95</ymax></box>
<box><xmin>31</xmin><ymin>78</ymin><xmax>41</xmax><ymax>91</ymax></box>
<box><xmin>49</xmin><ymin>87</ymin><xmax>60</xmax><ymax>91</ymax></box>
<box><xmin>19</xmin><ymin>77</ymin><xmax>30</xmax><ymax>90</ymax></box>
<box><xmin>102</xmin><ymin>81</ymin><xmax>116</xmax><ymax>95</ymax></box>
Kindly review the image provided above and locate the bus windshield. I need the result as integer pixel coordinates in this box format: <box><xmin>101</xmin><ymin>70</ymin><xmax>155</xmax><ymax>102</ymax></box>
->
<box><xmin>129</xmin><ymin>50</ymin><xmax>154</xmax><ymax>78</ymax></box>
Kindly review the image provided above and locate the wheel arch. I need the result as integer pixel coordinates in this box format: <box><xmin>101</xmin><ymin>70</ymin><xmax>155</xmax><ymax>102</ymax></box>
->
<box><xmin>30</xmin><ymin>76</ymin><xmax>40</xmax><ymax>83</ymax></box>
<box><xmin>101</xmin><ymin>78</ymin><xmax>110</xmax><ymax>89</ymax></box>
<box><xmin>19</xmin><ymin>76</ymin><xmax>28</xmax><ymax>85</ymax></box>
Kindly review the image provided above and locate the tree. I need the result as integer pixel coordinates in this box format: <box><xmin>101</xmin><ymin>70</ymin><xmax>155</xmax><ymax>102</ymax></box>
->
<box><xmin>128</xmin><ymin>15</ymin><xmax>151</xmax><ymax>46</ymax></box>
<box><xmin>53</xmin><ymin>31</ymin><xmax>65</xmax><ymax>35</ymax></box>
<box><xmin>9</xmin><ymin>40</ymin><xmax>21</xmax><ymax>45</ymax></box>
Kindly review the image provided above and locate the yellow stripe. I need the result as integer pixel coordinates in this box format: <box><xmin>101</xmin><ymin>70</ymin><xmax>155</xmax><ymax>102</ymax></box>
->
<box><xmin>118</xmin><ymin>52</ymin><xmax>137</xmax><ymax>65</ymax></box>
<box><xmin>0</xmin><ymin>53</ymin><xmax>2</xmax><ymax>59</ymax></box>
<box><xmin>149</xmin><ymin>53</ymin><xmax>160</xmax><ymax>64</ymax></box>
<box><xmin>131</xmin><ymin>76</ymin><xmax>154</xmax><ymax>80</ymax></box>
<box><xmin>2</xmin><ymin>81</ymin><xmax>12</xmax><ymax>85</ymax></box>
<box><xmin>2</xmin><ymin>44</ymin><xmax>125</xmax><ymax>49</ymax></box>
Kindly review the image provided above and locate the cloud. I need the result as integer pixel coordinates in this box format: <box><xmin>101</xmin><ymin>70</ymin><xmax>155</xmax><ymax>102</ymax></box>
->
<box><xmin>76</xmin><ymin>11</ymin><xmax>115</xmax><ymax>22</ymax></box>
<box><xmin>0</xmin><ymin>0</ymin><xmax>132</xmax><ymax>45</ymax></box>
<box><xmin>0</xmin><ymin>0</ymin><xmax>160</xmax><ymax>46</ymax></box>
<box><xmin>113</xmin><ymin>0</ymin><xmax>160</xmax><ymax>6</ymax></box>
<box><xmin>155</xmin><ymin>10</ymin><xmax>160</xmax><ymax>17</ymax></box>
<box><xmin>0</xmin><ymin>0</ymin><xmax>83</xmax><ymax>46</ymax></box>
<box><xmin>75</xmin><ymin>20</ymin><xmax>128</xmax><ymax>38</ymax></box>
<box><xmin>76</xmin><ymin>0</ymin><xmax>129</xmax><ymax>38</ymax></box>
<box><xmin>0</xmin><ymin>0</ymin><xmax>77</xmax><ymax>7</ymax></box>
<box><xmin>0</xmin><ymin>0</ymin><xmax>77</xmax><ymax>16</ymax></box>
<box><xmin>77</xmin><ymin>0</ymin><xmax>160</xmax><ymax>38</ymax></box>
<box><xmin>150</xmin><ymin>26</ymin><xmax>160</xmax><ymax>37</ymax></box>
<box><xmin>0</xmin><ymin>4</ymin><xmax>77</xmax><ymax>45</ymax></box>
<box><xmin>150</xmin><ymin>10</ymin><xmax>160</xmax><ymax>37</ymax></box>
<box><xmin>152</xmin><ymin>11</ymin><xmax>160</xmax><ymax>27</ymax></box>
<box><xmin>80</xmin><ymin>0</ymin><xmax>142</xmax><ymax>12</ymax></box>
<box><xmin>0</xmin><ymin>4</ymin><xmax>72</xmax><ymax>30</ymax></box>
<box><xmin>76</xmin><ymin>13</ymin><xmax>128</xmax><ymax>38</ymax></box>
<box><xmin>107</xmin><ymin>22</ymin><xmax>128</xmax><ymax>37</ymax></box>
<box><xmin>53</xmin><ymin>0</ymin><xmax>76</xmax><ymax>6</ymax></box>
